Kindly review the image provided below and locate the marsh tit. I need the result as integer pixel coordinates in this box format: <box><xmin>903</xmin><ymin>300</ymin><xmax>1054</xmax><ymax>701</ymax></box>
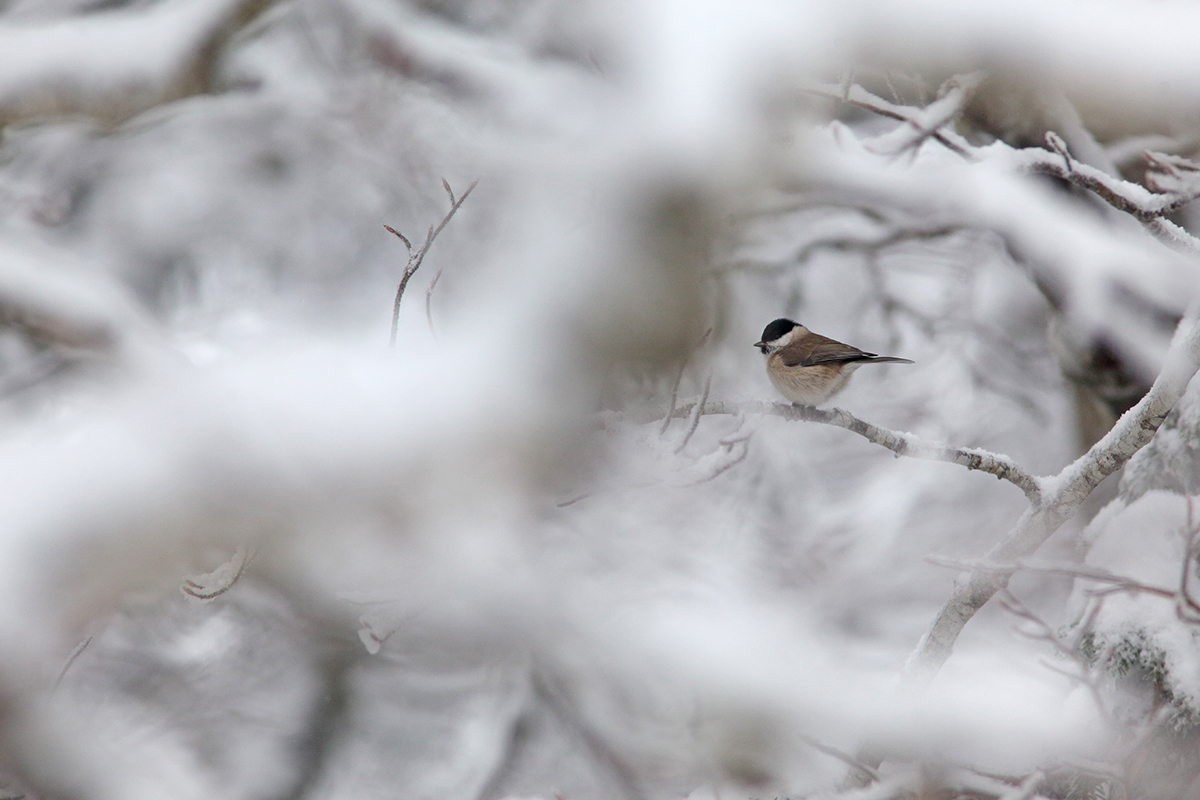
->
<box><xmin>755</xmin><ymin>318</ymin><xmax>913</xmax><ymax>407</ymax></box>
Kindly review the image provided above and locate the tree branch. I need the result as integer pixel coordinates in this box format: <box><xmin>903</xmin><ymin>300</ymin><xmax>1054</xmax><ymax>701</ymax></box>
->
<box><xmin>810</xmin><ymin>78</ymin><xmax>1200</xmax><ymax>252</ymax></box>
<box><xmin>385</xmin><ymin>179</ymin><xmax>477</xmax><ymax>348</ymax></box>
<box><xmin>0</xmin><ymin>0</ymin><xmax>277</xmax><ymax>129</ymax></box>
<box><xmin>1014</xmin><ymin>137</ymin><xmax>1200</xmax><ymax>233</ymax></box>
<box><xmin>673</xmin><ymin>400</ymin><xmax>1042</xmax><ymax>503</ymax></box>
<box><xmin>904</xmin><ymin>311</ymin><xmax>1200</xmax><ymax>684</ymax></box>
<box><xmin>866</xmin><ymin>72</ymin><xmax>985</xmax><ymax>156</ymax></box>
<box><xmin>804</xmin><ymin>81</ymin><xmax>973</xmax><ymax>158</ymax></box>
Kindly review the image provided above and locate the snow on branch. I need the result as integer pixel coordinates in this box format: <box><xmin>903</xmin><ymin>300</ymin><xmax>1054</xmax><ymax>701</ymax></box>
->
<box><xmin>804</xmin><ymin>80</ymin><xmax>973</xmax><ymax>158</ymax></box>
<box><xmin>0</xmin><ymin>240</ymin><xmax>161</xmax><ymax>363</ymax></box>
<box><xmin>0</xmin><ymin>0</ymin><xmax>275</xmax><ymax>129</ymax></box>
<box><xmin>861</xmin><ymin>72</ymin><xmax>984</xmax><ymax>157</ymax></box>
<box><xmin>1005</xmin><ymin>135</ymin><xmax>1200</xmax><ymax>252</ymax></box>
<box><xmin>812</xmin><ymin>78</ymin><xmax>1200</xmax><ymax>252</ymax></box>
<box><xmin>905</xmin><ymin>311</ymin><xmax>1200</xmax><ymax>683</ymax></box>
<box><xmin>671</xmin><ymin>399</ymin><xmax>1042</xmax><ymax>503</ymax></box>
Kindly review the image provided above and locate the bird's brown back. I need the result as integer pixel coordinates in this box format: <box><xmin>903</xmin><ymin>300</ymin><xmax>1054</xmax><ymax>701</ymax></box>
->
<box><xmin>780</xmin><ymin>332</ymin><xmax>873</xmax><ymax>368</ymax></box>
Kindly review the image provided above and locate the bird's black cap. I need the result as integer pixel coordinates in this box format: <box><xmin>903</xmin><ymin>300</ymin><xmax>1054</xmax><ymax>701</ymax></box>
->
<box><xmin>759</xmin><ymin>318</ymin><xmax>799</xmax><ymax>343</ymax></box>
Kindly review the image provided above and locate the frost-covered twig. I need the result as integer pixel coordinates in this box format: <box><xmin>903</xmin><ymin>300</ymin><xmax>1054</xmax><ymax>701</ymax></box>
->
<box><xmin>1144</xmin><ymin>217</ymin><xmax>1200</xmax><ymax>255</ymax></box>
<box><xmin>385</xmin><ymin>179</ymin><xmax>477</xmax><ymax>348</ymax></box>
<box><xmin>804</xmin><ymin>81</ymin><xmax>972</xmax><ymax>158</ymax></box>
<box><xmin>992</xmin><ymin>133</ymin><xmax>1200</xmax><ymax>252</ymax></box>
<box><xmin>866</xmin><ymin>72</ymin><xmax>985</xmax><ymax>157</ymax></box>
<box><xmin>905</xmin><ymin>312</ymin><xmax>1200</xmax><ymax>683</ymax></box>
<box><xmin>181</xmin><ymin>544</ymin><xmax>254</xmax><ymax>601</ymax></box>
<box><xmin>1016</xmin><ymin>141</ymin><xmax>1200</xmax><ymax>221</ymax></box>
<box><xmin>816</xmin><ymin>78</ymin><xmax>1192</xmax><ymax>220</ymax></box>
<box><xmin>673</xmin><ymin>400</ymin><xmax>1042</xmax><ymax>503</ymax></box>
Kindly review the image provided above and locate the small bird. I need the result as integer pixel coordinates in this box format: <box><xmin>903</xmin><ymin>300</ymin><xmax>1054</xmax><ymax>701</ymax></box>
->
<box><xmin>755</xmin><ymin>318</ymin><xmax>913</xmax><ymax>407</ymax></box>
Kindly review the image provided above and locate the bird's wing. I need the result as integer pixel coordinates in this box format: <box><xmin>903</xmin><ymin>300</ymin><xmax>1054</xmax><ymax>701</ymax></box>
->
<box><xmin>781</xmin><ymin>334</ymin><xmax>873</xmax><ymax>367</ymax></box>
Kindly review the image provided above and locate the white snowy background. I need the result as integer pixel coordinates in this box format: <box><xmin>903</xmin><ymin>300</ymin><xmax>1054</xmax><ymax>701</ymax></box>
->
<box><xmin>0</xmin><ymin>1</ymin><xmax>1199</xmax><ymax>799</ymax></box>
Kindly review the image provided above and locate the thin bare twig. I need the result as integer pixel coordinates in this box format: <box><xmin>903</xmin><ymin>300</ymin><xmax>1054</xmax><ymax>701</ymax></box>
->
<box><xmin>386</xmin><ymin>179</ymin><xmax>478</xmax><ymax>348</ymax></box>
<box><xmin>673</xmin><ymin>375</ymin><xmax>711</xmax><ymax>454</ymax></box>
<box><xmin>661</xmin><ymin>327</ymin><xmax>712</xmax><ymax>434</ymax></box>
<box><xmin>425</xmin><ymin>267</ymin><xmax>444</xmax><ymax>338</ymax></box>
<box><xmin>685</xmin><ymin>433</ymin><xmax>751</xmax><ymax>486</ymax></box>
<box><xmin>799</xmin><ymin>733</ymin><xmax>880</xmax><ymax>784</ymax></box>
<box><xmin>718</xmin><ymin>223</ymin><xmax>965</xmax><ymax>275</ymax></box>
<box><xmin>997</xmin><ymin>590</ymin><xmax>1110</xmax><ymax>718</ymax></box>
<box><xmin>52</xmin><ymin>635</ymin><xmax>93</xmax><ymax>692</ymax></box>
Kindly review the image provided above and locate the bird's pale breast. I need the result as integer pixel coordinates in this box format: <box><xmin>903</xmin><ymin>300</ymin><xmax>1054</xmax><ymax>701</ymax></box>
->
<box><xmin>767</xmin><ymin>356</ymin><xmax>858</xmax><ymax>406</ymax></box>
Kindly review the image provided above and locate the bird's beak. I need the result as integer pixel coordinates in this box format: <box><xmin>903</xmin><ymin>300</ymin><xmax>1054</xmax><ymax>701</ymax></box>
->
<box><xmin>753</xmin><ymin>341</ymin><xmax>765</xmax><ymax>349</ymax></box>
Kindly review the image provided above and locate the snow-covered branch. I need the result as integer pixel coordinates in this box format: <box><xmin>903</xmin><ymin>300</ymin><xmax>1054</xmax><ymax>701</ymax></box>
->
<box><xmin>1007</xmin><ymin>137</ymin><xmax>1200</xmax><ymax>251</ymax></box>
<box><xmin>814</xmin><ymin>79</ymin><xmax>1200</xmax><ymax>251</ymax></box>
<box><xmin>673</xmin><ymin>400</ymin><xmax>1042</xmax><ymax>503</ymax></box>
<box><xmin>804</xmin><ymin>81</ymin><xmax>972</xmax><ymax>157</ymax></box>
<box><xmin>0</xmin><ymin>0</ymin><xmax>275</xmax><ymax>129</ymax></box>
<box><xmin>864</xmin><ymin>72</ymin><xmax>984</xmax><ymax>157</ymax></box>
<box><xmin>905</xmin><ymin>312</ymin><xmax>1200</xmax><ymax>683</ymax></box>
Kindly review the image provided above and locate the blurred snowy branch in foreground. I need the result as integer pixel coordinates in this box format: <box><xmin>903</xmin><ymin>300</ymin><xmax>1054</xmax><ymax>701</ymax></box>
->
<box><xmin>3</xmin><ymin>0</ymin><xmax>1200</xmax><ymax>799</ymax></box>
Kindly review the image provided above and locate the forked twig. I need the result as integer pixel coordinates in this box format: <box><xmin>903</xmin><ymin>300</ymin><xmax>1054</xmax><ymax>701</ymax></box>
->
<box><xmin>385</xmin><ymin>179</ymin><xmax>478</xmax><ymax>348</ymax></box>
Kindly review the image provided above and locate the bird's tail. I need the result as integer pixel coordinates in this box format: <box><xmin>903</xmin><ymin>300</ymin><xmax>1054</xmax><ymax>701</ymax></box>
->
<box><xmin>863</xmin><ymin>356</ymin><xmax>914</xmax><ymax>364</ymax></box>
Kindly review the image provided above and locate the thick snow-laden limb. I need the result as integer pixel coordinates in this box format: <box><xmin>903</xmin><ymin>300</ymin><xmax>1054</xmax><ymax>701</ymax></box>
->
<box><xmin>904</xmin><ymin>312</ymin><xmax>1200</xmax><ymax>683</ymax></box>
<box><xmin>0</xmin><ymin>240</ymin><xmax>164</xmax><ymax>365</ymax></box>
<box><xmin>672</xmin><ymin>400</ymin><xmax>1042</xmax><ymax>502</ymax></box>
<box><xmin>0</xmin><ymin>0</ymin><xmax>274</xmax><ymax>129</ymax></box>
<box><xmin>1005</xmin><ymin>138</ymin><xmax>1200</xmax><ymax>252</ymax></box>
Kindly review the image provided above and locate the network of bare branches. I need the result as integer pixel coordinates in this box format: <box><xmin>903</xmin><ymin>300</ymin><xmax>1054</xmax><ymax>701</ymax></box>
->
<box><xmin>625</xmin><ymin>69</ymin><xmax>1200</xmax><ymax>798</ymax></box>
